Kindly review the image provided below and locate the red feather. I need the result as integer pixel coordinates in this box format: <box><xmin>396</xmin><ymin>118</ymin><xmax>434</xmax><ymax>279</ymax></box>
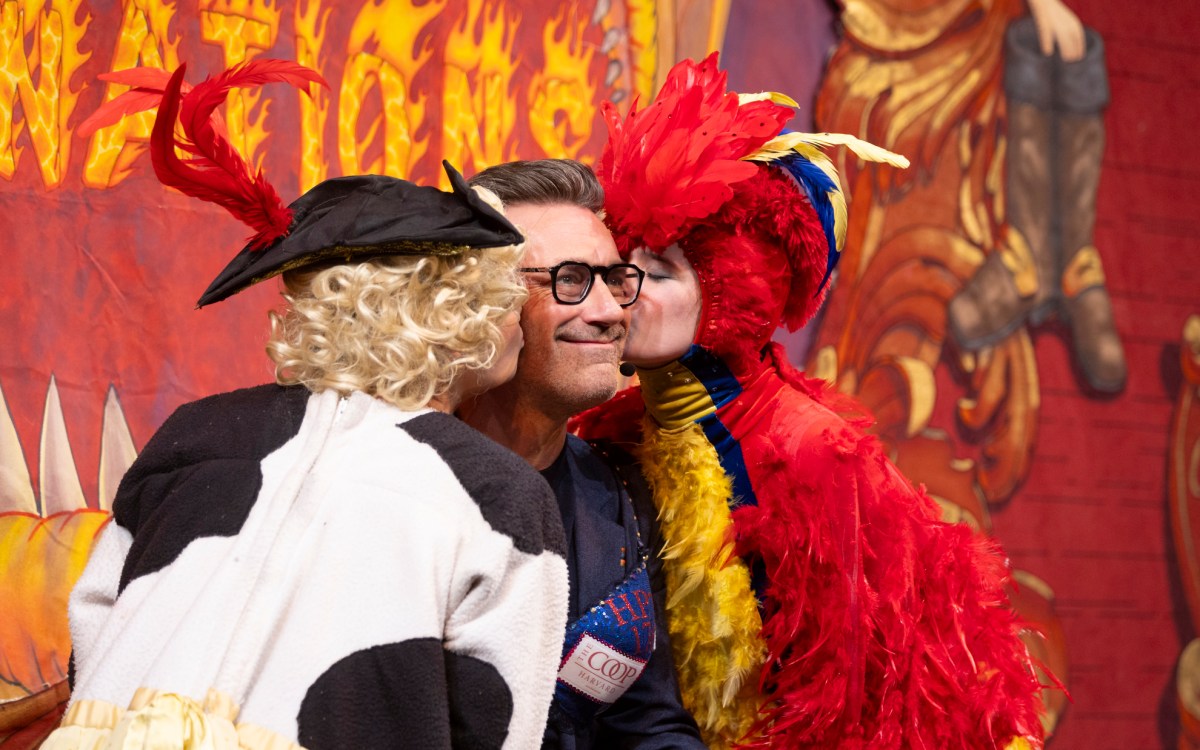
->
<box><xmin>568</xmin><ymin>385</ymin><xmax>646</xmax><ymax>447</ymax></box>
<box><xmin>99</xmin><ymin>68</ymin><xmax>176</xmax><ymax>88</ymax></box>
<box><xmin>597</xmin><ymin>52</ymin><xmax>793</xmax><ymax>254</ymax></box>
<box><xmin>145</xmin><ymin>60</ymin><xmax>328</xmax><ymax>249</ymax></box>
<box><xmin>77</xmin><ymin>69</ymin><xmax>185</xmax><ymax>138</ymax></box>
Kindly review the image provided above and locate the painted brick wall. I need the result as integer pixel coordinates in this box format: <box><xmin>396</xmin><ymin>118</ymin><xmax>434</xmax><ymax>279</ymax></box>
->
<box><xmin>995</xmin><ymin>1</ymin><xmax>1200</xmax><ymax>745</ymax></box>
<box><xmin>725</xmin><ymin>0</ymin><xmax>1200</xmax><ymax>746</ymax></box>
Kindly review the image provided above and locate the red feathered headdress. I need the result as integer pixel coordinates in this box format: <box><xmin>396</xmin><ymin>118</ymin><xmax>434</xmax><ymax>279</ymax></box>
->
<box><xmin>597</xmin><ymin>55</ymin><xmax>793</xmax><ymax>255</ymax></box>
<box><xmin>598</xmin><ymin>53</ymin><xmax>907</xmax><ymax>359</ymax></box>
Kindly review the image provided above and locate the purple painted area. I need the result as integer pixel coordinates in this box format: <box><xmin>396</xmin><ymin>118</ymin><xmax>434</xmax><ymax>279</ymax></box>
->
<box><xmin>722</xmin><ymin>0</ymin><xmax>839</xmax><ymax>363</ymax></box>
<box><xmin>722</xmin><ymin>0</ymin><xmax>838</xmax><ymax>132</ymax></box>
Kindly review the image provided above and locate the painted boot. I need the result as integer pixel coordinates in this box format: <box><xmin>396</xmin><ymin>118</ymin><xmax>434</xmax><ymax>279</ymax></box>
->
<box><xmin>948</xmin><ymin>18</ymin><xmax>1058</xmax><ymax>350</ymax></box>
<box><xmin>1055</xmin><ymin>27</ymin><xmax>1127</xmax><ymax>393</ymax></box>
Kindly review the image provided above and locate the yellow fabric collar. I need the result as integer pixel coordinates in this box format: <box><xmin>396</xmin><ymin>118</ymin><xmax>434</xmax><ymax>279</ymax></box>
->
<box><xmin>636</xmin><ymin>359</ymin><xmax>717</xmax><ymax>430</ymax></box>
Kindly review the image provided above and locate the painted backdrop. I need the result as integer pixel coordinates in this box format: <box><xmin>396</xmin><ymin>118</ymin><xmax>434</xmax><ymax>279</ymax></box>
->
<box><xmin>2</xmin><ymin>0</ymin><xmax>1199</xmax><ymax>749</ymax></box>
<box><xmin>0</xmin><ymin>0</ymin><xmax>705</xmax><ymax>742</ymax></box>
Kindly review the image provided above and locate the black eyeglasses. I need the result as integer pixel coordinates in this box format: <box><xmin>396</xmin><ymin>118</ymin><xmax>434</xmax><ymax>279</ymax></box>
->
<box><xmin>518</xmin><ymin>261</ymin><xmax>645</xmax><ymax>307</ymax></box>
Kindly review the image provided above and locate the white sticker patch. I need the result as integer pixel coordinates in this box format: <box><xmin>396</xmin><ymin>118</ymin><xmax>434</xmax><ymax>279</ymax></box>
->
<box><xmin>557</xmin><ymin>633</ymin><xmax>647</xmax><ymax>703</ymax></box>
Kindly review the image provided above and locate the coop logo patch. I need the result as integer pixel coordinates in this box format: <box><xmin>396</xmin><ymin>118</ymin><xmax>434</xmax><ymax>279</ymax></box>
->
<box><xmin>557</xmin><ymin>633</ymin><xmax>647</xmax><ymax>703</ymax></box>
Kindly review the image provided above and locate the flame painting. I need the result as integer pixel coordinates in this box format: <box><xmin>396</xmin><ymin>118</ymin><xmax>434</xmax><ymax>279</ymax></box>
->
<box><xmin>0</xmin><ymin>1</ymin><xmax>670</xmax><ymax>744</ymax></box>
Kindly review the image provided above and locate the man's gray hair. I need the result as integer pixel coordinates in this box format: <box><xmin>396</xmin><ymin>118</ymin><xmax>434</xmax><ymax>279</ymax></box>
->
<box><xmin>467</xmin><ymin>159</ymin><xmax>604</xmax><ymax>213</ymax></box>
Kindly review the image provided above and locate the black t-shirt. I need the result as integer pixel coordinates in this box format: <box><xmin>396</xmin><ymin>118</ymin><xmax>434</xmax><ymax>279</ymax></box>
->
<box><xmin>539</xmin><ymin>435</ymin><xmax>705</xmax><ymax>750</ymax></box>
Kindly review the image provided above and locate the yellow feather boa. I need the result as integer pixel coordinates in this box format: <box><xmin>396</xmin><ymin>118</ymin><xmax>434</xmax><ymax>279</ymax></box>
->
<box><xmin>639</xmin><ymin>416</ymin><xmax>766</xmax><ymax>749</ymax></box>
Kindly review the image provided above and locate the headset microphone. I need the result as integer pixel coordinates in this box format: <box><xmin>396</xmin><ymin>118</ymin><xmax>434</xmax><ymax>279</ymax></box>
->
<box><xmin>619</xmin><ymin>362</ymin><xmax>636</xmax><ymax>377</ymax></box>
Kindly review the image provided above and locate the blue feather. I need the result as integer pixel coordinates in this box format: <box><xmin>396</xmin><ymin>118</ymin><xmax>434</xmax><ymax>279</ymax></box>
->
<box><xmin>774</xmin><ymin>152</ymin><xmax>840</xmax><ymax>293</ymax></box>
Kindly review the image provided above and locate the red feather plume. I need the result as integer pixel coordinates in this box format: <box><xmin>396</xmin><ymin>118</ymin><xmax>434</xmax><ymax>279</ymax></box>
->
<box><xmin>152</xmin><ymin>60</ymin><xmax>327</xmax><ymax>250</ymax></box>
<box><xmin>82</xmin><ymin>60</ymin><xmax>328</xmax><ymax>250</ymax></box>
<box><xmin>596</xmin><ymin>52</ymin><xmax>793</xmax><ymax>254</ymax></box>
<box><xmin>76</xmin><ymin>69</ymin><xmax>184</xmax><ymax>138</ymax></box>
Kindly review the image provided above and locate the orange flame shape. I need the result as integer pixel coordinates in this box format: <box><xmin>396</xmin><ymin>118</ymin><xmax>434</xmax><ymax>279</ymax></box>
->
<box><xmin>440</xmin><ymin>0</ymin><xmax>521</xmax><ymax>184</ymax></box>
<box><xmin>0</xmin><ymin>0</ymin><xmax>91</xmax><ymax>188</ymax></box>
<box><xmin>293</xmin><ymin>0</ymin><xmax>330</xmax><ymax>191</ymax></box>
<box><xmin>81</xmin><ymin>0</ymin><xmax>182</xmax><ymax>189</ymax></box>
<box><xmin>0</xmin><ymin>510</ymin><xmax>110</xmax><ymax>701</ymax></box>
<box><xmin>338</xmin><ymin>0</ymin><xmax>441</xmax><ymax>177</ymax></box>
<box><xmin>528</xmin><ymin>3</ymin><xmax>597</xmax><ymax>161</ymax></box>
<box><xmin>200</xmin><ymin>0</ymin><xmax>283</xmax><ymax>170</ymax></box>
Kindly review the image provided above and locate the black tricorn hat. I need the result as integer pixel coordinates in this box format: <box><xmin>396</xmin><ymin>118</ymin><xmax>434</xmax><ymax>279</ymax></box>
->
<box><xmin>198</xmin><ymin>161</ymin><xmax>523</xmax><ymax>307</ymax></box>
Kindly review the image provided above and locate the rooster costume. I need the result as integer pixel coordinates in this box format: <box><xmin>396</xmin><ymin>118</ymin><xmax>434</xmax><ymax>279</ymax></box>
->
<box><xmin>574</xmin><ymin>55</ymin><xmax>1046</xmax><ymax>749</ymax></box>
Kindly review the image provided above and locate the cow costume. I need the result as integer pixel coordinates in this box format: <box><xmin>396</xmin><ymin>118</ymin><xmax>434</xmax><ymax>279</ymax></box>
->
<box><xmin>46</xmin><ymin>61</ymin><xmax>568</xmax><ymax>750</ymax></box>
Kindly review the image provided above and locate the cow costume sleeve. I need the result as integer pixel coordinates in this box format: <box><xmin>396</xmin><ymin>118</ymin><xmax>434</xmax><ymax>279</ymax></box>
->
<box><xmin>65</xmin><ymin>522</ymin><xmax>129</xmax><ymax>692</ymax></box>
<box><xmin>67</xmin><ymin>383</ymin><xmax>312</xmax><ymax>697</ymax></box>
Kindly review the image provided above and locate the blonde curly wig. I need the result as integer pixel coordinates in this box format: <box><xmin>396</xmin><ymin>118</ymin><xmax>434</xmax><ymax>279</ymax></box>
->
<box><xmin>267</xmin><ymin>245</ymin><xmax>525</xmax><ymax>411</ymax></box>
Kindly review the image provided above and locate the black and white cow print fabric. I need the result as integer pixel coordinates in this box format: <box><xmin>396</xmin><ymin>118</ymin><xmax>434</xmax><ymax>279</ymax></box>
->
<box><xmin>60</xmin><ymin>384</ymin><xmax>569</xmax><ymax>750</ymax></box>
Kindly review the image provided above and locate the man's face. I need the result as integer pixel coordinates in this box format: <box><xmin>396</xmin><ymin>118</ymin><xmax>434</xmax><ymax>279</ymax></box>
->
<box><xmin>506</xmin><ymin>202</ymin><xmax>629</xmax><ymax>420</ymax></box>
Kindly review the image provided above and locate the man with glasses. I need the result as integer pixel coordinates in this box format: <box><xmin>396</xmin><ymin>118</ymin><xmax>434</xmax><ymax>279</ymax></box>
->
<box><xmin>461</xmin><ymin>160</ymin><xmax>704</xmax><ymax>750</ymax></box>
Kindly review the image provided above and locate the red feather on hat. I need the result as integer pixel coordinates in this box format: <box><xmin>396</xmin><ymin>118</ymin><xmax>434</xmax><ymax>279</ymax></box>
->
<box><xmin>80</xmin><ymin>60</ymin><xmax>328</xmax><ymax>251</ymax></box>
<box><xmin>77</xmin><ymin>68</ymin><xmax>186</xmax><ymax>137</ymax></box>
